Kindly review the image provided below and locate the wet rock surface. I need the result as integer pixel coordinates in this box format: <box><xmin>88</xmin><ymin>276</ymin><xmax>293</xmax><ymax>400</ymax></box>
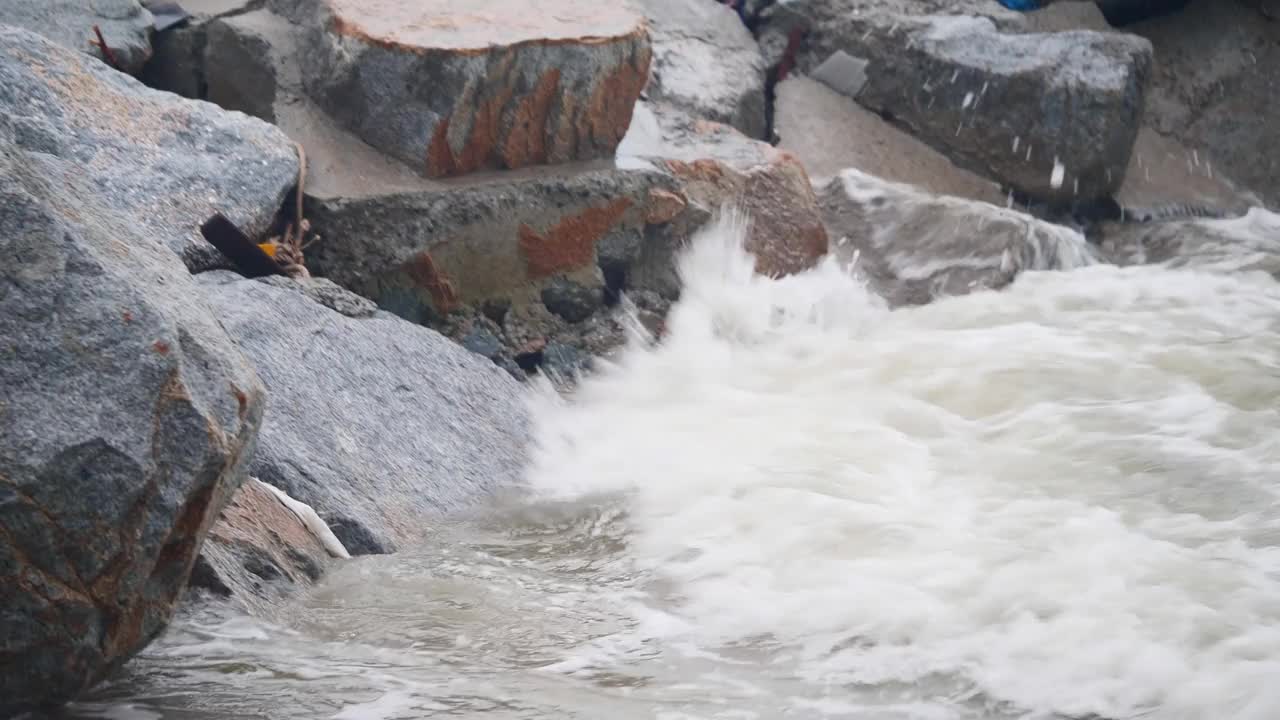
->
<box><xmin>818</xmin><ymin>169</ymin><xmax>1097</xmax><ymax>306</ymax></box>
<box><xmin>192</xmin><ymin>478</ymin><xmax>338</xmax><ymax>606</ymax></box>
<box><xmin>0</xmin><ymin>0</ymin><xmax>155</xmax><ymax>74</ymax></box>
<box><xmin>0</xmin><ymin>121</ymin><xmax>263</xmax><ymax>713</ymax></box>
<box><xmin>301</xmin><ymin>0</ymin><xmax>651</xmax><ymax>178</ymax></box>
<box><xmin>0</xmin><ymin>24</ymin><xmax>299</xmax><ymax>273</ymax></box>
<box><xmin>1099</xmin><ymin>207</ymin><xmax>1280</xmax><ymax>278</ymax></box>
<box><xmin>197</xmin><ymin>273</ymin><xmax>529</xmax><ymax>556</ymax></box>
<box><xmin>637</xmin><ymin>0</ymin><xmax>768</xmax><ymax>138</ymax></box>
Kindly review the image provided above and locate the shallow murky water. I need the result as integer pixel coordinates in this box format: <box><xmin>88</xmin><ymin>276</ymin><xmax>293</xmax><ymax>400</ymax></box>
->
<box><xmin>61</xmin><ymin>214</ymin><xmax>1280</xmax><ymax>720</ymax></box>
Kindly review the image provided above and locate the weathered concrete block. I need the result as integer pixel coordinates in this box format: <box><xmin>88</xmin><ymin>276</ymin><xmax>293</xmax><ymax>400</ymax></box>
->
<box><xmin>305</xmin><ymin>166</ymin><xmax>678</xmax><ymax>324</ymax></box>
<box><xmin>300</xmin><ymin>0</ymin><xmax>652</xmax><ymax>178</ymax></box>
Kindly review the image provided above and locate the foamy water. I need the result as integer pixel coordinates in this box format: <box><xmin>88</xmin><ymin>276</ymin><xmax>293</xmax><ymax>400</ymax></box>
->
<box><xmin>66</xmin><ymin>213</ymin><xmax>1280</xmax><ymax>720</ymax></box>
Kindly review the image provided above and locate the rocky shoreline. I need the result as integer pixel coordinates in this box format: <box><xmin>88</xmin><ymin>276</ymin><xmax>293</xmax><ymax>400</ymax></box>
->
<box><xmin>1</xmin><ymin>0</ymin><xmax>1276</xmax><ymax>715</ymax></box>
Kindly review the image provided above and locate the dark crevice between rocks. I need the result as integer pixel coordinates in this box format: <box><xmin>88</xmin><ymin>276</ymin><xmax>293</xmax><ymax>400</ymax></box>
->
<box><xmin>760</xmin><ymin>27</ymin><xmax>808</xmax><ymax>145</ymax></box>
<box><xmin>137</xmin><ymin>0</ymin><xmax>268</xmax><ymax>101</ymax></box>
<box><xmin>601</xmin><ymin>265</ymin><xmax>627</xmax><ymax>308</ymax></box>
<box><xmin>514</xmin><ymin>347</ymin><xmax>545</xmax><ymax>373</ymax></box>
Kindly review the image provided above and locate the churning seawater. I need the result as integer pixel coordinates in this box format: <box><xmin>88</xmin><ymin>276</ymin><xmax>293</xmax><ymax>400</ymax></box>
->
<box><xmin>65</xmin><ymin>214</ymin><xmax>1280</xmax><ymax>720</ymax></box>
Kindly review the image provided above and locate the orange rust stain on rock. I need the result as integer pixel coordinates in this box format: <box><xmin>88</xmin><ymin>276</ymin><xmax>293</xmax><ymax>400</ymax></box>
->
<box><xmin>644</xmin><ymin>188</ymin><xmax>687</xmax><ymax>225</ymax></box>
<box><xmin>503</xmin><ymin>68</ymin><xmax>561</xmax><ymax>169</ymax></box>
<box><xmin>404</xmin><ymin>251</ymin><xmax>460</xmax><ymax>313</ymax></box>
<box><xmin>663</xmin><ymin>158</ymin><xmax>729</xmax><ymax>184</ymax></box>
<box><xmin>425</xmin><ymin>81</ymin><xmax>518</xmax><ymax>177</ymax></box>
<box><xmin>518</xmin><ymin>198</ymin><xmax>633</xmax><ymax>279</ymax></box>
<box><xmin>580</xmin><ymin>47</ymin><xmax>651</xmax><ymax>148</ymax></box>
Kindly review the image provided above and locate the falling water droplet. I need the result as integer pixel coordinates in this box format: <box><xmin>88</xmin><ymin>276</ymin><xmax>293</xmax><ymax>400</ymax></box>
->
<box><xmin>1012</xmin><ymin>136</ymin><xmax>1021</xmax><ymax>153</ymax></box>
<box><xmin>1051</xmin><ymin>158</ymin><xmax>1065</xmax><ymax>190</ymax></box>
<box><xmin>962</xmin><ymin>92</ymin><xmax>975</xmax><ymax>110</ymax></box>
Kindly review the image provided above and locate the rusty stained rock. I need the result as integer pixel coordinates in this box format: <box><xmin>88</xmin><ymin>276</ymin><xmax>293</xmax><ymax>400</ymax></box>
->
<box><xmin>620</xmin><ymin>102</ymin><xmax>830</xmax><ymax>286</ymax></box>
<box><xmin>304</xmin><ymin>0</ymin><xmax>652</xmax><ymax>178</ymax></box>
<box><xmin>518</xmin><ymin>198</ymin><xmax>635</xmax><ymax>279</ymax></box>
<box><xmin>193</xmin><ymin>479</ymin><xmax>335</xmax><ymax>604</ymax></box>
<box><xmin>305</xmin><ymin>166</ymin><xmax>678</xmax><ymax>324</ymax></box>
<box><xmin>0</xmin><ymin>40</ymin><xmax>265</xmax><ymax>710</ymax></box>
<box><xmin>664</xmin><ymin>153</ymin><xmax>829</xmax><ymax>278</ymax></box>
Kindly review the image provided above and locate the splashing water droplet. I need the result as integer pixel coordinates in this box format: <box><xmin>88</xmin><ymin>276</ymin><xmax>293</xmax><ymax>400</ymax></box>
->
<box><xmin>1051</xmin><ymin>158</ymin><xmax>1065</xmax><ymax>190</ymax></box>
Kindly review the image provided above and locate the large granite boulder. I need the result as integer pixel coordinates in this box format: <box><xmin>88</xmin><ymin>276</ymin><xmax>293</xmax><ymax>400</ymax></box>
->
<box><xmin>636</xmin><ymin>0</ymin><xmax>768</xmax><ymax>138</ymax></box>
<box><xmin>299</xmin><ymin>0</ymin><xmax>651</xmax><ymax>178</ymax></box>
<box><xmin>817</xmin><ymin>168</ymin><xmax>1097</xmax><ymax>306</ymax></box>
<box><xmin>0</xmin><ymin>130</ymin><xmax>264</xmax><ymax>714</ymax></box>
<box><xmin>0</xmin><ymin>0</ymin><xmax>155</xmax><ymax>75</ymax></box>
<box><xmin>197</xmin><ymin>273</ymin><xmax>530</xmax><ymax>556</ymax></box>
<box><xmin>0</xmin><ymin>23</ymin><xmax>299</xmax><ymax>273</ymax></box>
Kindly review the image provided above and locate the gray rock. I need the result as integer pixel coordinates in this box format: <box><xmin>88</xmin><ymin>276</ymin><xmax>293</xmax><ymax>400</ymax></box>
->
<box><xmin>809</xmin><ymin>50</ymin><xmax>868</xmax><ymax>98</ymax></box>
<box><xmin>541</xmin><ymin>277</ymin><xmax>605</xmax><ymax>324</ymax></box>
<box><xmin>204</xmin><ymin>10</ymin><xmax>285</xmax><ymax>122</ymax></box>
<box><xmin>541</xmin><ymin>342</ymin><xmax>590</xmax><ymax>382</ymax></box>
<box><xmin>1099</xmin><ymin>207</ymin><xmax>1280</xmax><ymax>278</ymax></box>
<box><xmin>0</xmin><ymin>24</ymin><xmax>299</xmax><ymax>273</ymax></box>
<box><xmin>817</xmin><ymin>168</ymin><xmax>1098</xmax><ymax>306</ymax></box>
<box><xmin>461</xmin><ymin>324</ymin><xmax>505</xmax><ymax>360</ymax></box>
<box><xmin>811</xmin><ymin>13</ymin><xmax>1152</xmax><ymax>206</ymax></box>
<box><xmin>0</xmin><ymin>133</ymin><xmax>263</xmax><ymax>713</ymax></box>
<box><xmin>1124</xmin><ymin>0</ymin><xmax>1280</xmax><ymax>209</ymax></box>
<box><xmin>197</xmin><ymin>274</ymin><xmax>529</xmax><ymax>556</ymax></box>
<box><xmin>0</xmin><ymin>0</ymin><xmax>155</xmax><ymax>75</ymax></box>
<box><xmin>299</xmin><ymin>0</ymin><xmax>651</xmax><ymax>177</ymax></box>
<box><xmin>253</xmin><ymin>275</ymin><xmax>378</xmax><ymax>318</ymax></box>
<box><xmin>636</xmin><ymin>0</ymin><xmax>768</xmax><ymax>138</ymax></box>
<box><xmin>139</xmin><ymin>0</ymin><xmax>262</xmax><ymax>100</ymax></box>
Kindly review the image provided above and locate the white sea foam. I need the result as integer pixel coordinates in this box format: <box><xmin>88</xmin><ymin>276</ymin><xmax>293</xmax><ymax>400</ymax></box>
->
<box><xmin>524</xmin><ymin>212</ymin><xmax>1280</xmax><ymax>719</ymax></box>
